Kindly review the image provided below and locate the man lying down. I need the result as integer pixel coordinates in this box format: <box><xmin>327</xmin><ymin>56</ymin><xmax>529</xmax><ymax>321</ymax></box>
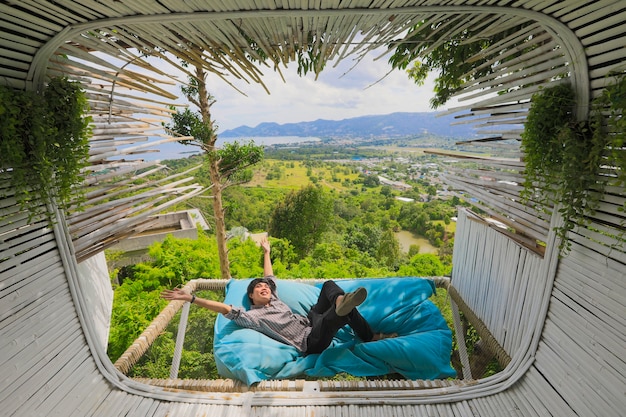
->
<box><xmin>161</xmin><ymin>237</ymin><xmax>395</xmax><ymax>355</ymax></box>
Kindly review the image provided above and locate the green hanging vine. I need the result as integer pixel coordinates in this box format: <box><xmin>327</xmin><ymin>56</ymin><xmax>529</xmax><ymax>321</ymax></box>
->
<box><xmin>0</xmin><ymin>77</ymin><xmax>92</xmax><ymax>221</ymax></box>
<box><xmin>521</xmin><ymin>76</ymin><xmax>626</xmax><ymax>254</ymax></box>
<box><xmin>592</xmin><ymin>74</ymin><xmax>626</xmax><ymax>194</ymax></box>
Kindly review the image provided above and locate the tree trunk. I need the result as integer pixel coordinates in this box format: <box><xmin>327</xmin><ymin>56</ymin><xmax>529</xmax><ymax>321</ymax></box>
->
<box><xmin>209</xmin><ymin>161</ymin><xmax>230</xmax><ymax>278</ymax></box>
<box><xmin>195</xmin><ymin>65</ymin><xmax>231</xmax><ymax>279</ymax></box>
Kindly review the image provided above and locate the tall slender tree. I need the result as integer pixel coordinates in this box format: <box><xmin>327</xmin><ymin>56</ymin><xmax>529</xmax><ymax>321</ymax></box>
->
<box><xmin>166</xmin><ymin>65</ymin><xmax>263</xmax><ymax>278</ymax></box>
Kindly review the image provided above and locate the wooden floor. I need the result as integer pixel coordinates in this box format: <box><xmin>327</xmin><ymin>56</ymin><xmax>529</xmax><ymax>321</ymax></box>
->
<box><xmin>1</xmin><ymin>0</ymin><xmax>625</xmax><ymax>415</ymax></box>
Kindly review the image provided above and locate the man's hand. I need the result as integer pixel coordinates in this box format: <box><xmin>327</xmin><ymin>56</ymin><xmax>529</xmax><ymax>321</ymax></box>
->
<box><xmin>160</xmin><ymin>289</ymin><xmax>191</xmax><ymax>302</ymax></box>
<box><xmin>260</xmin><ymin>236</ymin><xmax>274</xmax><ymax>276</ymax></box>
<box><xmin>161</xmin><ymin>289</ymin><xmax>232</xmax><ymax>315</ymax></box>
<box><xmin>260</xmin><ymin>236</ymin><xmax>271</xmax><ymax>254</ymax></box>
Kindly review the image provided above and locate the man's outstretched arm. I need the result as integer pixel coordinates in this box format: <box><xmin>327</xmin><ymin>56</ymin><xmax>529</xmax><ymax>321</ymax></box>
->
<box><xmin>161</xmin><ymin>289</ymin><xmax>232</xmax><ymax>315</ymax></box>
<box><xmin>261</xmin><ymin>236</ymin><xmax>274</xmax><ymax>277</ymax></box>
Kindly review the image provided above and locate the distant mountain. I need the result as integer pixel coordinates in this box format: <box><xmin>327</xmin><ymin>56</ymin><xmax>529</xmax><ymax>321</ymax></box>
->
<box><xmin>220</xmin><ymin>112</ymin><xmax>477</xmax><ymax>139</ymax></box>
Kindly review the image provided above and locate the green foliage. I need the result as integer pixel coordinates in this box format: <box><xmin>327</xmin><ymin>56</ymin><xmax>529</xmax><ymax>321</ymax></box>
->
<box><xmin>377</xmin><ymin>229</ymin><xmax>401</xmax><ymax>269</ymax></box>
<box><xmin>107</xmin><ymin>235</ymin><xmax>267</xmax><ymax>363</ymax></box>
<box><xmin>344</xmin><ymin>224</ymin><xmax>382</xmax><ymax>256</ymax></box>
<box><xmin>262</xmin><ymin>237</ymin><xmax>298</xmax><ymax>271</ymax></box>
<box><xmin>397</xmin><ymin>253</ymin><xmax>450</xmax><ymax>276</ymax></box>
<box><xmin>361</xmin><ymin>174</ymin><xmax>380</xmax><ymax>187</ymax></box>
<box><xmin>165</xmin><ymin>105</ymin><xmax>263</xmax><ymax>186</ymax></box>
<box><xmin>108</xmin><ymin>234</ymin><xmax>220</xmax><ymax>360</ymax></box>
<box><xmin>129</xmin><ymin>290</ymin><xmax>220</xmax><ymax>379</ymax></box>
<box><xmin>287</xmin><ymin>242</ymin><xmax>392</xmax><ymax>279</ymax></box>
<box><xmin>108</xmin><ymin>285</ymin><xmax>168</xmax><ymax>360</ymax></box>
<box><xmin>592</xmin><ymin>74</ymin><xmax>626</xmax><ymax>203</ymax></box>
<box><xmin>166</xmin><ymin>107</ymin><xmax>213</xmax><ymax>146</ymax></box>
<box><xmin>109</xmin><ymin>151</ymin><xmax>462</xmax><ymax>378</ymax></box>
<box><xmin>397</xmin><ymin>200</ymin><xmax>455</xmax><ymax>247</ymax></box>
<box><xmin>214</xmin><ymin>140</ymin><xmax>264</xmax><ymax>184</ymax></box>
<box><xmin>296</xmin><ymin>33</ymin><xmax>327</xmax><ymax>77</ymax></box>
<box><xmin>222</xmin><ymin>186</ymin><xmax>286</xmax><ymax>231</ymax></box>
<box><xmin>227</xmin><ymin>238</ymin><xmax>266</xmax><ymax>278</ymax></box>
<box><xmin>0</xmin><ymin>77</ymin><xmax>91</xmax><ymax>219</ymax></box>
<box><xmin>141</xmin><ymin>233</ymin><xmax>219</xmax><ymax>284</ymax></box>
<box><xmin>521</xmin><ymin>82</ymin><xmax>624</xmax><ymax>253</ymax></box>
<box><xmin>407</xmin><ymin>244</ymin><xmax>421</xmax><ymax>258</ymax></box>
<box><xmin>388</xmin><ymin>18</ymin><xmax>532</xmax><ymax>108</ymax></box>
<box><xmin>268</xmin><ymin>184</ymin><xmax>334</xmax><ymax>258</ymax></box>
<box><xmin>521</xmin><ymin>84</ymin><xmax>578</xmax><ymax>194</ymax></box>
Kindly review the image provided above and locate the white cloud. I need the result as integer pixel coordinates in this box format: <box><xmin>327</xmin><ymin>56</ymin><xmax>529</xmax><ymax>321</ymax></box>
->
<box><xmin>125</xmin><ymin>48</ymin><xmax>451</xmax><ymax>132</ymax></box>
<box><xmin>203</xmin><ymin>51</ymin><xmax>446</xmax><ymax>131</ymax></box>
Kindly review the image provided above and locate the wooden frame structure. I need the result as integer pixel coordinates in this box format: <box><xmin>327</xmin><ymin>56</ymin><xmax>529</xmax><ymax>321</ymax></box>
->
<box><xmin>1</xmin><ymin>1</ymin><xmax>624</xmax><ymax>416</ymax></box>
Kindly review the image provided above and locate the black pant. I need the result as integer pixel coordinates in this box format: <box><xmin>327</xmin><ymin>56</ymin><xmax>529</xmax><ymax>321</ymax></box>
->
<box><xmin>305</xmin><ymin>280</ymin><xmax>373</xmax><ymax>354</ymax></box>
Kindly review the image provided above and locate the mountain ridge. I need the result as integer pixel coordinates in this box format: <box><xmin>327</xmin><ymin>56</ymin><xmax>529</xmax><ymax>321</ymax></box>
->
<box><xmin>220</xmin><ymin>111</ymin><xmax>476</xmax><ymax>139</ymax></box>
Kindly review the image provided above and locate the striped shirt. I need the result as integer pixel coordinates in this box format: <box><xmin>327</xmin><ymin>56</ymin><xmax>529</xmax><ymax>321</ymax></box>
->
<box><xmin>224</xmin><ymin>276</ymin><xmax>312</xmax><ymax>353</ymax></box>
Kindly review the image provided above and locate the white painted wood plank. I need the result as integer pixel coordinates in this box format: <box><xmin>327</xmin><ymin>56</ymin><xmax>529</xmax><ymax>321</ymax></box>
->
<box><xmin>0</xmin><ymin>227</ymin><xmax>56</xmax><ymax>259</ymax></box>
<box><xmin>532</xmin><ymin>352</ymin><xmax>600</xmax><ymax>417</ymax></box>
<box><xmin>0</xmin><ymin>282</ymin><xmax>66</xmax><ymax>340</ymax></box>
<box><xmin>0</xmin><ymin>251</ymin><xmax>61</xmax><ymax>300</ymax></box>
<box><xmin>558</xmin><ymin>254</ymin><xmax>626</xmax><ymax>317</ymax></box>
<box><xmin>497</xmin><ymin>241</ymin><xmax>519</xmax><ymax>348</ymax></box>
<box><xmin>553</xmin><ymin>274</ymin><xmax>625</xmax><ymax>340</ymax></box>
<box><xmin>2</xmin><ymin>327</ymin><xmax>86</xmax><ymax>415</ymax></box>
<box><xmin>515</xmin><ymin>367</ymin><xmax>571</xmax><ymax>417</ymax></box>
<box><xmin>66</xmin><ymin>369</ymin><xmax>116</xmax><ymax>417</ymax></box>
<box><xmin>443</xmin><ymin>176</ymin><xmax>550</xmax><ymax>240</ymax></box>
<box><xmin>568</xmin><ymin>228</ymin><xmax>626</xmax><ymax>266</ymax></box>
<box><xmin>547</xmin><ymin>296</ymin><xmax>624</xmax><ymax>378</ymax></box>
<box><xmin>568</xmin><ymin>4</ymin><xmax>626</xmax><ymax>32</ymax></box>
<box><xmin>516</xmin><ymin>256</ymin><xmax>543</xmax><ymax>352</ymax></box>
<box><xmin>0</xmin><ymin>261</ymin><xmax>65</xmax><ymax>323</ymax></box>
<box><xmin>116</xmin><ymin>393</ymin><xmax>160</xmax><ymax>417</ymax></box>
<box><xmin>0</xmin><ymin>285</ymin><xmax>69</xmax><ymax>366</ymax></box>
<box><xmin>26</xmin><ymin>345</ymin><xmax>96</xmax><ymax>417</ymax></box>
<box><xmin>538</xmin><ymin>322</ymin><xmax>624</xmax><ymax>417</ymax></box>
<box><xmin>91</xmin><ymin>389</ymin><xmax>141</xmax><ymax>417</ymax></box>
<box><xmin>0</xmin><ymin>239</ymin><xmax>58</xmax><ymax>274</ymax></box>
<box><xmin>502</xmin><ymin>249</ymin><xmax>526</xmax><ymax>353</ymax></box>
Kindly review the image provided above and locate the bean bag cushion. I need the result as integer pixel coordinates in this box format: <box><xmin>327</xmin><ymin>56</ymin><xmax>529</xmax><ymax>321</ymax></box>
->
<box><xmin>214</xmin><ymin>277</ymin><xmax>457</xmax><ymax>385</ymax></box>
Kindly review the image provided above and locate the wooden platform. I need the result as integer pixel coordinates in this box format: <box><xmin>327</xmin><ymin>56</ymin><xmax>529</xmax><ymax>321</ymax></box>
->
<box><xmin>1</xmin><ymin>1</ymin><xmax>625</xmax><ymax>416</ymax></box>
<box><xmin>2</xmin><ymin>204</ymin><xmax>623</xmax><ymax>416</ymax></box>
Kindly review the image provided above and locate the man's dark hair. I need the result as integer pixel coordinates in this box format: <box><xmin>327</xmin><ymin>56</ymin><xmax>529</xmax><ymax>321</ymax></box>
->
<box><xmin>246</xmin><ymin>277</ymin><xmax>276</xmax><ymax>305</ymax></box>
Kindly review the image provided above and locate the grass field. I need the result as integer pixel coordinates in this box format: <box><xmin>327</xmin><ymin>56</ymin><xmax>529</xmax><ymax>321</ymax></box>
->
<box><xmin>247</xmin><ymin>160</ymin><xmax>361</xmax><ymax>192</ymax></box>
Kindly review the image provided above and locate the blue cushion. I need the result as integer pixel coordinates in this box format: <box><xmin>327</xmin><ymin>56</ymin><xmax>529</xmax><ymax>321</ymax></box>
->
<box><xmin>214</xmin><ymin>277</ymin><xmax>457</xmax><ymax>385</ymax></box>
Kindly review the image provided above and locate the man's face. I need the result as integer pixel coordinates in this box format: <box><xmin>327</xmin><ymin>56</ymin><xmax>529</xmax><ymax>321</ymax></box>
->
<box><xmin>249</xmin><ymin>281</ymin><xmax>272</xmax><ymax>306</ymax></box>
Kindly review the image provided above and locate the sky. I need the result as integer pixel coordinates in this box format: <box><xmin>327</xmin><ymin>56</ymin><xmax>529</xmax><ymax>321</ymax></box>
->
<box><xmin>102</xmin><ymin>48</ymin><xmax>465</xmax><ymax>160</ymax></box>
<box><xmin>162</xmin><ymin>49</ymin><xmax>454</xmax><ymax>132</ymax></box>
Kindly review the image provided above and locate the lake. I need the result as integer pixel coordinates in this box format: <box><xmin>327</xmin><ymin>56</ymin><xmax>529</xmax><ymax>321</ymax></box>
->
<box><xmin>395</xmin><ymin>230</ymin><xmax>438</xmax><ymax>254</ymax></box>
<box><xmin>217</xmin><ymin>136</ymin><xmax>321</xmax><ymax>146</ymax></box>
<box><xmin>146</xmin><ymin>136</ymin><xmax>322</xmax><ymax>161</ymax></box>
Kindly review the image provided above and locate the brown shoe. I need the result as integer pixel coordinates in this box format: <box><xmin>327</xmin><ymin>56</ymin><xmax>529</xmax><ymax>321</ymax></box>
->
<box><xmin>336</xmin><ymin>287</ymin><xmax>367</xmax><ymax>316</ymax></box>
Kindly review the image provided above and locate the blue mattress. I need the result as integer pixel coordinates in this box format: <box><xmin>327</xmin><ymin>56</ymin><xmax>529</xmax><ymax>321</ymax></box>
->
<box><xmin>214</xmin><ymin>277</ymin><xmax>457</xmax><ymax>385</ymax></box>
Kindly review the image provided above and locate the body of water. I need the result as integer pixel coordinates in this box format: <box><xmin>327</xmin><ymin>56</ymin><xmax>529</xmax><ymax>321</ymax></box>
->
<box><xmin>395</xmin><ymin>230</ymin><xmax>438</xmax><ymax>254</ymax></box>
<box><xmin>142</xmin><ymin>136</ymin><xmax>321</xmax><ymax>161</ymax></box>
<box><xmin>216</xmin><ymin>136</ymin><xmax>321</xmax><ymax>147</ymax></box>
